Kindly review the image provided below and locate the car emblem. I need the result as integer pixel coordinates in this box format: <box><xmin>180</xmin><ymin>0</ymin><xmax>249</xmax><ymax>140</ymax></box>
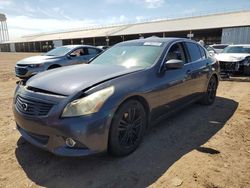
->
<box><xmin>20</xmin><ymin>102</ymin><xmax>28</xmax><ymax>111</ymax></box>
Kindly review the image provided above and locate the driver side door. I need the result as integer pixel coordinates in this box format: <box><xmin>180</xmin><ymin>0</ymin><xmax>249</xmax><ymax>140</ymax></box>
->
<box><xmin>151</xmin><ymin>42</ymin><xmax>196</xmax><ymax>120</ymax></box>
<box><xmin>67</xmin><ymin>47</ymin><xmax>89</xmax><ymax>65</ymax></box>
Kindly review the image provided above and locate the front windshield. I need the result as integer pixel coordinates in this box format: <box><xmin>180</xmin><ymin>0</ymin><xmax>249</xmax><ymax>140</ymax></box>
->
<box><xmin>44</xmin><ymin>46</ymin><xmax>72</xmax><ymax>56</ymax></box>
<box><xmin>222</xmin><ymin>46</ymin><xmax>250</xmax><ymax>54</ymax></box>
<box><xmin>90</xmin><ymin>42</ymin><xmax>163</xmax><ymax>68</ymax></box>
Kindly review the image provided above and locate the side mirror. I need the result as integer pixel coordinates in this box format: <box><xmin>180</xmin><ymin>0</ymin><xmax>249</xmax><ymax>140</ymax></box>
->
<box><xmin>67</xmin><ymin>53</ymin><xmax>77</xmax><ymax>59</ymax></box>
<box><xmin>164</xmin><ymin>59</ymin><xmax>184</xmax><ymax>70</ymax></box>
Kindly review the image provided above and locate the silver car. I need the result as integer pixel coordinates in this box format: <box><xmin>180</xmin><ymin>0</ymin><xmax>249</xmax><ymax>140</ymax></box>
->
<box><xmin>15</xmin><ymin>45</ymin><xmax>103</xmax><ymax>78</ymax></box>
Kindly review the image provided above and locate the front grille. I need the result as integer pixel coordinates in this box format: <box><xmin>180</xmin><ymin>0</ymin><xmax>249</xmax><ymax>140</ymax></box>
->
<box><xmin>219</xmin><ymin>61</ymin><xmax>239</xmax><ymax>72</ymax></box>
<box><xmin>15</xmin><ymin>67</ymin><xmax>28</xmax><ymax>75</ymax></box>
<box><xmin>15</xmin><ymin>95</ymin><xmax>54</xmax><ymax>116</ymax></box>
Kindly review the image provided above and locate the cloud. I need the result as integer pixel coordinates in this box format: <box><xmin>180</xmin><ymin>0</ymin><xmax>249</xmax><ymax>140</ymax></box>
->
<box><xmin>105</xmin><ymin>0</ymin><xmax>165</xmax><ymax>9</ymax></box>
<box><xmin>136</xmin><ymin>16</ymin><xmax>144</xmax><ymax>22</ymax></box>
<box><xmin>7</xmin><ymin>14</ymin><xmax>130</xmax><ymax>40</ymax></box>
<box><xmin>7</xmin><ymin>15</ymin><xmax>96</xmax><ymax>40</ymax></box>
<box><xmin>144</xmin><ymin>0</ymin><xmax>164</xmax><ymax>9</ymax></box>
<box><xmin>0</xmin><ymin>0</ymin><xmax>12</xmax><ymax>8</ymax></box>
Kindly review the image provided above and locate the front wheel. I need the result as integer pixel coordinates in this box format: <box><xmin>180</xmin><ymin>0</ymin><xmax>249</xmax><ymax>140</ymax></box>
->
<box><xmin>108</xmin><ymin>100</ymin><xmax>147</xmax><ymax>156</ymax></box>
<box><xmin>243</xmin><ymin>66</ymin><xmax>250</xmax><ymax>76</ymax></box>
<box><xmin>200</xmin><ymin>76</ymin><xmax>218</xmax><ymax>105</ymax></box>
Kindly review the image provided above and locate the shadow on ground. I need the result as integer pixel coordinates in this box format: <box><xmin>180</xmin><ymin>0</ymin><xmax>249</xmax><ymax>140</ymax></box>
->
<box><xmin>15</xmin><ymin>97</ymin><xmax>238</xmax><ymax>188</ymax></box>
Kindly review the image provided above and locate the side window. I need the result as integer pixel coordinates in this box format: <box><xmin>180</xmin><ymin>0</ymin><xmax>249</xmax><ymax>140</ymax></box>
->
<box><xmin>198</xmin><ymin>45</ymin><xmax>206</xmax><ymax>59</ymax></box>
<box><xmin>71</xmin><ymin>48</ymin><xmax>85</xmax><ymax>56</ymax></box>
<box><xmin>88</xmin><ymin>48</ymin><xmax>100</xmax><ymax>55</ymax></box>
<box><xmin>185</xmin><ymin>42</ymin><xmax>202</xmax><ymax>62</ymax></box>
<box><xmin>166</xmin><ymin>43</ymin><xmax>186</xmax><ymax>62</ymax></box>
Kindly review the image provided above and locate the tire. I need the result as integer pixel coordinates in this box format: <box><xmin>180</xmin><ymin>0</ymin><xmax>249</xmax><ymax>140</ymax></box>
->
<box><xmin>200</xmin><ymin>75</ymin><xmax>218</xmax><ymax>105</ymax></box>
<box><xmin>48</xmin><ymin>65</ymin><xmax>60</xmax><ymax>70</ymax></box>
<box><xmin>243</xmin><ymin>66</ymin><xmax>250</xmax><ymax>76</ymax></box>
<box><xmin>108</xmin><ymin>99</ymin><xmax>147</xmax><ymax>156</ymax></box>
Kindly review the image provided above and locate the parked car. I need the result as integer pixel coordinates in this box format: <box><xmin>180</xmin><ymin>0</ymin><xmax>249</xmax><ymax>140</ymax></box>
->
<box><xmin>215</xmin><ymin>44</ymin><xmax>250</xmax><ymax>76</ymax></box>
<box><xmin>205</xmin><ymin>45</ymin><xmax>217</xmax><ymax>57</ymax></box>
<box><xmin>210</xmin><ymin>44</ymin><xmax>228</xmax><ymax>53</ymax></box>
<box><xmin>13</xmin><ymin>38</ymin><xmax>219</xmax><ymax>157</ymax></box>
<box><xmin>15</xmin><ymin>45</ymin><xmax>103</xmax><ymax>79</ymax></box>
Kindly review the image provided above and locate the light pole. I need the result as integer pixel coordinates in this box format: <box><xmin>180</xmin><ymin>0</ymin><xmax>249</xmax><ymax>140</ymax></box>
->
<box><xmin>106</xmin><ymin>37</ymin><xmax>109</xmax><ymax>47</ymax></box>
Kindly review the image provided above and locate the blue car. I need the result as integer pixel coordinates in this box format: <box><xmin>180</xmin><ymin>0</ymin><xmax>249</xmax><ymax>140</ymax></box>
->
<box><xmin>13</xmin><ymin>37</ymin><xmax>219</xmax><ymax>157</ymax></box>
<box><xmin>15</xmin><ymin>45</ymin><xmax>103</xmax><ymax>78</ymax></box>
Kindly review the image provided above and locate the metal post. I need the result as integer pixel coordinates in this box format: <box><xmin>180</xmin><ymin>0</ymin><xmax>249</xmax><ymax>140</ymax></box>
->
<box><xmin>33</xmin><ymin>42</ymin><xmax>36</xmax><ymax>52</ymax></box>
<box><xmin>0</xmin><ymin>22</ymin><xmax>2</xmax><ymax>42</ymax></box>
<box><xmin>106</xmin><ymin>37</ymin><xmax>109</xmax><ymax>46</ymax></box>
<box><xmin>5</xmin><ymin>21</ymin><xmax>9</xmax><ymax>41</ymax></box>
<box><xmin>39</xmin><ymin>41</ymin><xmax>42</xmax><ymax>52</ymax></box>
<box><xmin>1</xmin><ymin>21</ymin><xmax>5</xmax><ymax>41</ymax></box>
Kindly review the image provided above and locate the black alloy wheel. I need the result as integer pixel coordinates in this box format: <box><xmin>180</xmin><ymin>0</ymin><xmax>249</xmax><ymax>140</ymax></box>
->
<box><xmin>109</xmin><ymin>100</ymin><xmax>147</xmax><ymax>156</ymax></box>
<box><xmin>200</xmin><ymin>76</ymin><xmax>218</xmax><ymax>105</ymax></box>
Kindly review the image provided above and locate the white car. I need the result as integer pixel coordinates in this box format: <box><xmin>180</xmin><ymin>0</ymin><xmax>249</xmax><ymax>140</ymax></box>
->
<box><xmin>215</xmin><ymin>45</ymin><xmax>250</xmax><ymax>75</ymax></box>
<box><xmin>210</xmin><ymin>44</ymin><xmax>228</xmax><ymax>53</ymax></box>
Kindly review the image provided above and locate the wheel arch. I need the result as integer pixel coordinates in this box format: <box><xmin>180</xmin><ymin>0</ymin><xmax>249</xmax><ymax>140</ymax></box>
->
<box><xmin>117</xmin><ymin>95</ymin><xmax>151</xmax><ymax>128</ymax></box>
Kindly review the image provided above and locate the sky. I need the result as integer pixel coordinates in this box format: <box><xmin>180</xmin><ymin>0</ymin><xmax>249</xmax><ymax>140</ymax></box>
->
<box><xmin>0</xmin><ymin>0</ymin><xmax>250</xmax><ymax>40</ymax></box>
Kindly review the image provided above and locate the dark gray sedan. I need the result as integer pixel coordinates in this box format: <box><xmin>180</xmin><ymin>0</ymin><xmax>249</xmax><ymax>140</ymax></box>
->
<box><xmin>13</xmin><ymin>37</ymin><xmax>219</xmax><ymax>157</ymax></box>
<box><xmin>15</xmin><ymin>45</ymin><xmax>103</xmax><ymax>78</ymax></box>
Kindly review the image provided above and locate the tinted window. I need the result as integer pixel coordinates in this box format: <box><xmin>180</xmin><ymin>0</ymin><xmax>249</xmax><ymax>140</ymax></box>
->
<box><xmin>222</xmin><ymin>46</ymin><xmax>250</xmax><ymax>54</ymax></box>
<box><xmin>198</xmin><ymin>46</ymin><xmax>206</xmax><ymax>59</ymax></box>
<box><xmin>70</xmin><ymin>48</ymin><xmax>85</xmax><ymax>56</ymax></box>
<box><xmin>88</xmin><ymin>48</ymin><xmax>100</xmax><ymax>55</ymax></box>
<box><xmin>186</xmin><ymin>42</ymin><xmax>202</xmax><ymax>62</ymax></box>
<box><xmin>166</xmin><ymin>43</ymin><xmax>186</xmax><ymax>62</ymax></box>
<box><xmin>44</xmin><ymin>46</ymin><xmax>72</xmax><ymax>56</ymax></box>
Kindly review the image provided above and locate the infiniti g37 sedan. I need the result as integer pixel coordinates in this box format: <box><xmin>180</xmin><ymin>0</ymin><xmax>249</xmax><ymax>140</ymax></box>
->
<box><xmin>15</xmin><ymin>45</ymin><xmax>103</xmax><ymax>78</ymax></box>
<box><xmin>13</xmin><ymin>38</ymin><xmax>219</xmax><ymax>157</ymax></box>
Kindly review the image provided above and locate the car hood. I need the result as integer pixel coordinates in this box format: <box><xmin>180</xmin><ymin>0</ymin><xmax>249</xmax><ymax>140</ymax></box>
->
<box><xmin>26</xmin><ymin>64</ymin><xmax>143</xmax><ymax>95</ymax></box>
<box><xmin>17</xmin><ymin>55</ymin><xmax>60</xmax><ymax>65</ymax></box>
<box><xmin>215</xmin><ymin>53</ymin><xmax>250</xmax><ymax>62</ymax></box>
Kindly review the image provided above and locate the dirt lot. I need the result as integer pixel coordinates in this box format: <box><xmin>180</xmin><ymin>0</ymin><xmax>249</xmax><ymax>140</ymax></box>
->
<box><xmin>0</xmin><ymin>52</ymin><xmax>250</xmax><ymax>188</ymax></box>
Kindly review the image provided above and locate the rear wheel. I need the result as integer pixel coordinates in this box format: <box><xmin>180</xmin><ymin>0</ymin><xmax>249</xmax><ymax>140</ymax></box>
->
<box><xmin>108</xmin><ymin>100</ymin><xmax>147</xmax><ymax>156</ymax></box>
<box><xmin>200</xmin><ymin>76</ymin><xmax>218</xmax><ymax>105</ymax></box>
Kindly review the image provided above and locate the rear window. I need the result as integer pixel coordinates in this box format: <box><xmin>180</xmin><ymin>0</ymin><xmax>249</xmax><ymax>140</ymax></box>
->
<box><xmin>88</xmin><ymin>48</ymin><xmax>101</xmax><ymax>55</ymax></box>
<box><xmin>185</xmin><ymin>42</ymin><xmax>202</xmax><ymax>62</ymax></box>
<box><xmin>212</xmin><ymin>45</ymin><xmax>228</xmax><ymax>49</ymax></box>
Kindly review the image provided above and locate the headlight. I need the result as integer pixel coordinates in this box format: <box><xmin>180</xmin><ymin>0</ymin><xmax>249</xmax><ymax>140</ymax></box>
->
<box><xmin>29</xmin><ymin>63</ymin><xmax>43</xmax><ymax>68</ymax></box>
<box><xmin>62</xmin><ymin>86</ymin><xmax>115</xmax><ymax>117</ymax></box>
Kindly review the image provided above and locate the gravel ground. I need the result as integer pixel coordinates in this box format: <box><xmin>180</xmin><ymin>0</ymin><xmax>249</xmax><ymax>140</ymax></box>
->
<box><xmin>0</xmin><ymin>52</ymin><xmax>250</xmax><ymax>188</ymax></box>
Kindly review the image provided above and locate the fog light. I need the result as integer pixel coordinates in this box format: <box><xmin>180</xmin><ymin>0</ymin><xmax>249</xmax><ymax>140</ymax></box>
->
<box><xmin>65</xmin><ymin>137</ymin><xmax>76</xmax><ymax>148</ymax></box>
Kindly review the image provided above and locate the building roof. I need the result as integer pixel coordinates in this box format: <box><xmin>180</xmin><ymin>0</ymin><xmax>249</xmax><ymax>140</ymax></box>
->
<box><xmin>6</xmin><ymin>10</ymin><xmax>250</xmax><ymax>43</ymax></box>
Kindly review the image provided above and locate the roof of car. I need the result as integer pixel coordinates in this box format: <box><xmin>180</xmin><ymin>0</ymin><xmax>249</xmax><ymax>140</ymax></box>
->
<box><xmin>62</xmin><ymin>45</ymin><xmax>100</xmax><ymax>49</ymax></box>
<box><xmin>227</xmin><ymin>44</ymin><xmax>250</xmax><ymax>47</ymax></box>
<box><xmin>119</xmin><ymin>37</ymin><xmax>192</xmax><ymax>45</ymax></box>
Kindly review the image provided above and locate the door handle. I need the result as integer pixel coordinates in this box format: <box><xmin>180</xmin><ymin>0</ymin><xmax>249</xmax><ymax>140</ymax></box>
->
<box><xmin>186</xmin><ymin>70</ymin><xmax>191</xmax><ymax>74</ymax></box>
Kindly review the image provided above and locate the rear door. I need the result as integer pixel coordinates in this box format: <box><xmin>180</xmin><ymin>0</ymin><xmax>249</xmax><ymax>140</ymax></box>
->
<box><xmin>67</xmin><ymin>47</ymin><xmax>89</xmax><ymax>65</ymax></box>
<box><xmin>185</xmin><ymin>42</ymin><xmax>209</xmax><ymax>95</ymax></box>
